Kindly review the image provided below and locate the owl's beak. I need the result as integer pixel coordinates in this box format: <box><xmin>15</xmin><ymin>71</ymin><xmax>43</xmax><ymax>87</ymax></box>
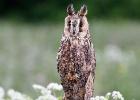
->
<box><xmin>73</xmin><ymin>27</ymin><xmax>76</xmax><ymax>35</ymax></box>
<box><xmin>72</xmin><ymin>21</ymin><xmax>78</xmax><ymax>35</ymax></box>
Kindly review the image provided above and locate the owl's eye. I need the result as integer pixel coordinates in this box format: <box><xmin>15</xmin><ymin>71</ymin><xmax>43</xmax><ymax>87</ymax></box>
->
<box><xmin>68</xmin><ymin>20</ymin><xmax>71</xmax><ymax>26</ymax></box>
<box><xmin>79</xmin><ymin>20</ymin><xmax>83</xmax><ymax>27</ymax></box>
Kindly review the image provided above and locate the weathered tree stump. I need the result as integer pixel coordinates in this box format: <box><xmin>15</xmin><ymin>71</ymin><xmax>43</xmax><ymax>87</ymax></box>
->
<box><xmin>57</xmin><ymin>4</ymin><xmax>96</xmax><ymax>100</ymax></box>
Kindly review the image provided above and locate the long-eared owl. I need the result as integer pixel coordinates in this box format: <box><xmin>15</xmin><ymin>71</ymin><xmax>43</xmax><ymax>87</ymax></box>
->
<box><xmin>57</xmin><ymin>4</ymin><xmax>96</xmax><ymax>100</ymax></box>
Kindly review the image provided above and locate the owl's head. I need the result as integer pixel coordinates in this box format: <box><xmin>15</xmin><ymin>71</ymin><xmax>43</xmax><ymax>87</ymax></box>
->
<box><xmin>65</xmin><ymin>4</ymin><xmax>89</xmax><ymax>36</ymax></box>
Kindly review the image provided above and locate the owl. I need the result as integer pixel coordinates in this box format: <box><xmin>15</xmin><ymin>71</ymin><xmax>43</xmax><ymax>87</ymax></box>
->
<box><xmin>57</xmin><ymin>4</ymin><xmax>96</xmax><ymax>100</ymax></box>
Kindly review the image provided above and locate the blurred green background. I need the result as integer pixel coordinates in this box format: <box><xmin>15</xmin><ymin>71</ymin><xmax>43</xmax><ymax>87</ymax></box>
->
<box><xmin>0</xmin><ymin>0</ymin><xmax>140</xmax><ymax>100</ymax></box>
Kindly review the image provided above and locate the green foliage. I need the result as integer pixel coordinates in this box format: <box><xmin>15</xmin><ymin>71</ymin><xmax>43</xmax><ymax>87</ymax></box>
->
<box><xmin>0</xmin><ymin>0</ymin><xmax>140</xmax><ymax>22</ymax></box>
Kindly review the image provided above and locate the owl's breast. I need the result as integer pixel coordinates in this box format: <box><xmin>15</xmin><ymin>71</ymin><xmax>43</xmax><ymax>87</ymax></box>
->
<box><xmin>57</xmin><ymin>36</ymin><xmax>93</xmax><ymax>78</ymax></box>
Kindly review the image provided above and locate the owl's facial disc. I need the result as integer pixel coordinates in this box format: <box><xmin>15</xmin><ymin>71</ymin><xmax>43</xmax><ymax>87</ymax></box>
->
<box><xmin>69</xmin><ymin>14</ymin><xmax>80</xmax><ymax>35</ymax></box>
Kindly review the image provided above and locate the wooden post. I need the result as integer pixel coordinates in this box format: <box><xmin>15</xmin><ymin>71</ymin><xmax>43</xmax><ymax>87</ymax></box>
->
<box><xmin>57</xmin><ymin>4</ymin><xmax>96</xmax><ymax>100</ymax></box>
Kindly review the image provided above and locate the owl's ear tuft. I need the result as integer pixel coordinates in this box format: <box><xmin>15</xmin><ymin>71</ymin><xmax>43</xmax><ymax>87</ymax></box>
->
<box><xmin>79</xmin><ymin>4</ymin><xmax>88</xmax><ymax>16</ymax></box>
<box><xmin>67</xmin><ymin>4</ymin><xmax>75</xmax><ymax>15</ymax></box>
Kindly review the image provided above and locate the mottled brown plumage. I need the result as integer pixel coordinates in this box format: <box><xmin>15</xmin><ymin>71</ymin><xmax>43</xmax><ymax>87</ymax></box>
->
<box><xmin>57</xmin><ymin>4</ymin><xmax>96</xmax><ymax>100</ymax></box>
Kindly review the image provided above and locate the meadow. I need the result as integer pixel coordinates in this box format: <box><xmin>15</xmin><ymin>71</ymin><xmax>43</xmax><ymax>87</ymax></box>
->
<box><xmin>0</xmin><ymin>20</ymin><xmax>139</xmax><ymax>99</ymax></box>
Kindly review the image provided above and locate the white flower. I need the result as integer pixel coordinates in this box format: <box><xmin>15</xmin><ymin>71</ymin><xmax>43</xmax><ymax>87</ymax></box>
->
<box><xmin>95</xmin><ymin>96</ymin><xmax>100</xmax><ymax>100</ymax></box>
<box><xmin>90</xmin><ymin>97</ymin><xmax>95</xmax><ymax>100</ymax></box>
<box><xmin>47</xmin><ymin>83</ymin><xmax>63</xmax><ymax>91</ymax></box>
<box><xmin>105</xmin><ymin>92</ymin><xmax>111</xmax><ymax>99</ymax></box>
<box><xmin>33</xmin><ymin>84</ymin><xmax>46</xmax><ymax>91</ymax></box>
<box><xmin>100</xmin><ymin>96</ymin><xmax>106</xmax><ymax>100</ymax></box>
<box><xmin>0</xmin><ymin>87</ymin><xmax>5</xmax><ymax>99</ymax></box>
<box><xmin>8</xmin><ymin>89</ymin><xmax>27</xmax><ymax>100</ymax></box>
<box><xmin>36</xmin><ymin>95</ymin><xmax>57</xmax><ymax>100</ymax></box>
<box><xmin>33</xmin><ymin>84</ymin><xmax>51</xmax><ymax>95</ymax></box>
<box><xmin>90</xmin><ymin>96</ymin><xmax>106</xmax><ymax>100</ymax></box>
<box><xmin>106</xmin><ymin>92</ymin><xmax>111</xmax><ymax>96</ymax></box>
<box><xmin>112</xmin><ymin>91</ymin><xmax>124</xmax><ymax>100</ymax></box>
<box><xmin>90</xmin><ymin>91</ymin><xmax>124</xmax><ymax>100</ymax></box>
<box><xmin>33</xmin><ymin>83</ymin><xmax>62</xmax><ymax>100</ymax></box>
